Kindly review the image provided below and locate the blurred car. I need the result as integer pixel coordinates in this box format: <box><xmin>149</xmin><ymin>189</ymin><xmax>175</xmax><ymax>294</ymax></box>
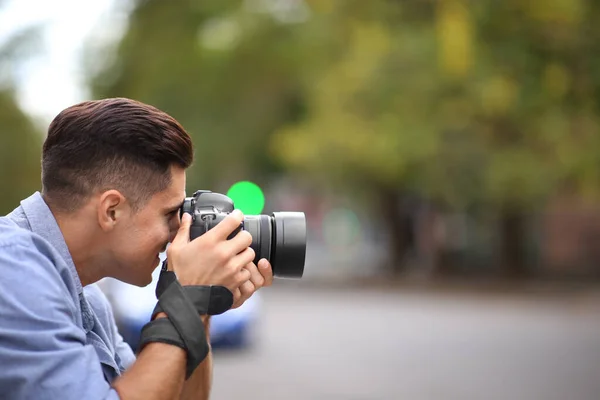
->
<box><xmin>98</xmin><ymin>257</ymin><xmax>261</xmax><ymax>352</ymax></box>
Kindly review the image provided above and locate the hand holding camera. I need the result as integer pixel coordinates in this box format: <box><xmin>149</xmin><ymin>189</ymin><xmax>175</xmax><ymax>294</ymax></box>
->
<box><xmin>166</xmin><ymin>206</ymin><xmax>276</xmax><ymax>308</ymax></box>
<box><xmin>167</xmin><ymin>209</ymin><xmax>255</xmax><ymax>295</ymax></box>
<box><xmin>139</xmin><ymin>190</ymin><xmax>306</xmax><ymax>377</ymax></box>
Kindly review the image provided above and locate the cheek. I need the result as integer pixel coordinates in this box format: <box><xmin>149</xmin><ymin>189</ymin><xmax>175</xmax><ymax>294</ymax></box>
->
<box><xmin>122</xmin><ymin>231</ymin><xmax>146</xmax><ymax>257</ymax></box>
<box><xmin>124</xmin><ymin>223</ymin><xmax>167</xmax><ymax>259</ymax></box>
<box><xmin>168</xmin><ymin>218</ymin><xmax>180</xmax><ymax>242</ymax></box>
<box><xmin>141</xmin><ymin>227</ymin><xmax>168</xmax><ymax>254</ymax></box>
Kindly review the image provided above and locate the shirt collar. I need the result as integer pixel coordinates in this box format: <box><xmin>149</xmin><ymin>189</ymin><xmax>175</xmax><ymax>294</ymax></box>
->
<box><xmin>20</xmin><ymin>192</ymin><xmax>84</xmax><ymax>295</ymax></box>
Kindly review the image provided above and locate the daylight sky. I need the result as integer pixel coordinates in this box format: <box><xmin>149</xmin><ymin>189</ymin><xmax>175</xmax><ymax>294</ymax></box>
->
<box><xmin>0</xmin><ymin>0</ymin><xmax>120</xmax><ymax>125</ymax></box>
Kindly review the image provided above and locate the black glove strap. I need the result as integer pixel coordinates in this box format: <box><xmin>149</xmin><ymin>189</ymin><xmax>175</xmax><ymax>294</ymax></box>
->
<box><xmin>154</xmin><ymin>259</ymin><xmax>234</xmax><ymax>316</ymax></box>
<box><xmin>138</xmin><ymin>260</ymin><xmax>234</xmax><ymax>378</ymax></box>
<box><xmin>139</xmin><ymin>262</ymin><xmax>210</xmax><ymax>379</ymax></box>
<box><xmin>139</xmin><ymin>318</ymin><xmax>185</xmax><ymax>352</ymax></box>
<box><xmin>139</xmin><ymin>317</ymin><xmax>205</xmax><ymax>378</ymax></box>
<box><xmin>152</xmin><ymin>285</ymin><xmax>233</xmax><ymax>317</ymax></box>
<box><xmin>157</xmin><ymin>279</ymin><xmax>210</xmax><ymax>378</ymax></box>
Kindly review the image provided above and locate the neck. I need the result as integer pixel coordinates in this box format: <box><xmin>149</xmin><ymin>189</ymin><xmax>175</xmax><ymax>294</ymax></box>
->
<box><xmin>48</xmin><ymin>202</ymin><xmax>106</xmax><ymax>287</ymax></box>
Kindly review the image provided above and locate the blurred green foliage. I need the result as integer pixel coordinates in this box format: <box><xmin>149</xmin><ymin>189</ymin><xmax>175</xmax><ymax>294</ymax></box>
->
<box><xmin>275</xmin><ymin>0</ymin><xmax>600</xmax><ymax>210</ymax></box>
<box><xmin>0</xmin><ymin>90</ymin><xmax>41</xmax><ymax>214</ymax></box>
<box><xmin>3</xmin><ymin>0</ymin><xmax>600</xmax><ymax>272</ymax></box>
<box><xmin>85</xmin><ymin>0</ymin><xmax>600</xmax><ymax>272</ymax></box>
<box><xmin>88</xmin><ymin>0</ymin><xmax>600</xmax><ymax>212</ymax></box>
<box><xmin>0</xmin><ymin>2</ymin><xmax>42</xmax><ymax>214</ymax></box>
<box><xmin>90</xmin><ymin>0</ymin><xmax>310</xmax><ymax>191</ymax></box>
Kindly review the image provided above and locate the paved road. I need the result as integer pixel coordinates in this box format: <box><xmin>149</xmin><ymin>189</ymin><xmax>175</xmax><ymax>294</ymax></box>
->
<box><xmin>211</xmin><ymin>284</ymin><xmax>600</xmax><ymax>400</ymax></box>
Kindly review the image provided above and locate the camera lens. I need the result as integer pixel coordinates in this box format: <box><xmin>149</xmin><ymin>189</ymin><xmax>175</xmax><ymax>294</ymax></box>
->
<box><xmin>243</xmin><ymin>212</ymin><xmax>306</xmax><ymax>279</ymax></box>
<box><xmin>242</xmin><ymin>215</ymin><xmax>272</xmax><ymax>267</ymax></box>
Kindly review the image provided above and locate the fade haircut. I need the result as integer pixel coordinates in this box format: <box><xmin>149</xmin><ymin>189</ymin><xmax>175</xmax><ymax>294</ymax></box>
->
<box><xmin>42</xmin><ymin>98</ymin><xmax>194</xmax><ymax>213</ymax></box>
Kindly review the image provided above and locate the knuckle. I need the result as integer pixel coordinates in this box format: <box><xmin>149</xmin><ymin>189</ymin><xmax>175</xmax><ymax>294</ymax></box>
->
<box><xmin>240</xmin><ymin>230</ymin><xmax>253</xmax><ymax>244</ymax></box>
<box><xmin>238</xmin><ymin>284</ymin><xmax>249</xmax><ymax>295</ymax></box>
<box><xmin>227</xmin><ymin>284</ymin><xmax>238</xmax><ymax>294</ymax></box>
<box><xmin>234</xmin><ymin>274</ymin><xmax>244</xmax><ymax>285</ymax></box>
<box><xmin>236</xmin><ymin>270</ymin><xmax>250</xmax><ymax>284</ymax></box>
<box><xmin>225</xmin><ymin>264</ymin><xmax>238</xmax><ymax>276</ymax></box>
<box><xmin>241</xmin><ymin>281</ymin><xmax>255</xmax><ymax>295</ymax></box>
<box><xmin>166</xmin><ymin>246</ymin><xmax>177</xmax><ymax>258</ymax></box>
<box><xmin>230</xmin><ymin>265</ymin><xmax>245</xmax><ymax>278</ymax></box>
<box><xmin>254</xmin><ymin>275</ymin><xmax>265</xmax><ymax>288</ymax></box>
<box><xmin>216</xmin><ymin>247</ymin><xmax>231</xmax><ymax>263</ymax></box>
<box><xmin>246</xmin><ymin>247</ymin><xmax>256</xmax><ymax>261</ymax></box>
<box><xmin>226</xmin><ymin>212</ymin><xmax>243</xmax><ymax>225</ymax></box>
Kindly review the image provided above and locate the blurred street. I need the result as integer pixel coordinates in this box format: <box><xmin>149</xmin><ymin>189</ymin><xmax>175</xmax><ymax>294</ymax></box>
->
<box><xmin>212</xmin><ymin>284</ymin><xmax>600</xmax><ymax>400</ymax></box>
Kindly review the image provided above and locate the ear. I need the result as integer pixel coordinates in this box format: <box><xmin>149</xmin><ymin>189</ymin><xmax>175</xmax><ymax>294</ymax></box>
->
<box><xmin>97</xmin><ymin>190</ymin><xmax>129</xmax><ymax>232</ymax></box>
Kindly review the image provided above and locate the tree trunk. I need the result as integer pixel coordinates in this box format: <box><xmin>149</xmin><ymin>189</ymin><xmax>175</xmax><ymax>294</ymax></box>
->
<box><xmin>378</xmin><ymin>187</ymin><xmax>414</xmax><ymax>276</ymax></box>
<box><xmin>499</xmin><ymin>207</ymin><xmax>528</xmax><ymax>278</ymax></box>
<box><xmin>416</xmin><ymin>203</ymin><xmax>444</xmax><ymax>277</ymax></box>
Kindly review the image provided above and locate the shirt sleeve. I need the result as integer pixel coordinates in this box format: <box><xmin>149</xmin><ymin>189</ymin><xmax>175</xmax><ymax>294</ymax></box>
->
<box><xmin>0</xmin><ymin>238</ymin><xmax>121</xmax><ymax>400</ymax></box>
<box><xmin>114</xmin><ymin>322</ymin><xmax>137</xmax><ymax>371</ymax></box>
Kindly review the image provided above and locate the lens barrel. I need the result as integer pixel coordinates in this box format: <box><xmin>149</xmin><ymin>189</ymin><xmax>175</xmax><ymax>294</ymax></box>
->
<box><xmin>243</xmin><ymin>212</ymin><xmax>306</xmax><ymax>278</ymax></box>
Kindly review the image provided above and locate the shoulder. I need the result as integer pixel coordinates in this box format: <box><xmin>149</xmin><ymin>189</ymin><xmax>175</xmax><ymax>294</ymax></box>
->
<box><xmin>0</xmin><ymin>215</ymin><xmax>28</xmax><ymax>243</ymax></box>
<box><xmin>0</xmin><ymin>217</ymin><xmax>79</xmax><ymax>316</ymax></box>
<box><xmin>0</xmin><ymin>217</ymin><xmax>68</xmax><ymax>280</ymax></box>
<box><xmin>0</xmin><ymin>216</ymin><xmax>53</xmax><ymax>255</ymax></box>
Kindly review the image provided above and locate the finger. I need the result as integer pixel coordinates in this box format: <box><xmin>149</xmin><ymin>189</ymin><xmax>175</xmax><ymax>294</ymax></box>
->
<box><xmin>226</xmin><ymin>230</ymin><xmax>253</xmax><ymax>255</ymax></box>
<box><xmin>171</xmin><ymin>212</ymin><xmax>192</xmax><ymax>246</ymax></box>
<box><xmin>210</xmin><ymin>209</ymin><xmax>244</xmax><ymax>240</ymax></box>
<box><xmin>233</xmin><ymin>264</ymin><xmax>252</xmax><ymax>284</ymax></box>
<box><xmin>244</xmin><ymin>262</ymin><xmax>265</xmax><ymax>290</ymax></box>
<box><xmin>231</xmin><ymin>287</ymin><xmax>242</xmax><ymax>309</ymax></box>
<box><xmin>228</xmin><ymin>247</ymin><xmax>256</xmax><ymax>273</ymax></box>
<box><xmin>233</xmin><ymin>280</ymin><xmax>255</xmax><ymax>309</ymax></box>
<box><xmin>258</xmin><ymin>259</ymin><xmax>274</xmax><ymax>287</ymax></box>
<box><xmin>239</xmin><ymin>280</ymin><xmax>255</xmax><ymax>298</ymax></box>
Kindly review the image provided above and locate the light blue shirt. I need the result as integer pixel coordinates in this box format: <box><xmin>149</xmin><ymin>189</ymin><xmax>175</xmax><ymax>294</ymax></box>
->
<box><xmin>0</xmin><ymin>192</ymin><xmax>136</xmax><ymax>399</ymax></box>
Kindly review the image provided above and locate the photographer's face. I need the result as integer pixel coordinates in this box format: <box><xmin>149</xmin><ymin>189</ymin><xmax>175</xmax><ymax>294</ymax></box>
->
<box><xmin>110</xmin><ymin>166</ymin><xmax>186</xmax><ymax>286</ymax></box>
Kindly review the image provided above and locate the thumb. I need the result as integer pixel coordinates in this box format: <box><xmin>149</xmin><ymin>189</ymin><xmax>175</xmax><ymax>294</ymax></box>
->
<box><xmin>172</xmin><ymin>212</ymin><xmax>192</xmax><ymax>246</ymax></box>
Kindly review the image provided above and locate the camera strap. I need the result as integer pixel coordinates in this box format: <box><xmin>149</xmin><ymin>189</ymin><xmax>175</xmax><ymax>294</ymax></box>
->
<box><xmin>138</xmin><ymin>273</ymin><xmax>209</xmax><ymax>378</ymax></box>
<box><xmin>137</xmin><ymin>260</ymin><xmax>234</xmax><ymax>379</ymax></box>
<box><xmin>138</xmin><ymin>317</ymin><xmax>186</xmax><ymax>352</ymax></box>
<box><xmin>152</xmin><ymin>284</ymin><xmax>233</xmax><ymax>317</ymax></box>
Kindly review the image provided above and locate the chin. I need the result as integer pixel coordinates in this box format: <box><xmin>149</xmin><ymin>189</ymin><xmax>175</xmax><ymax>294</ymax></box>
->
<box><xmin>122</xmin><ymin>271</ymin><xmax>154</xmax><ymax>288</ymax></box>
<box><xmin>136</xmin><ymin>274</ymin><xmax>154</xmax><ymax>287</ymax></box>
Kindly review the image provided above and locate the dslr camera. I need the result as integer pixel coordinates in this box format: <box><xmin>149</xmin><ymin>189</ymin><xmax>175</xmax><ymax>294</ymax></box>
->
<box><xmin>180</xmin><ymin>190</ymin><xmax>306</xmax><ymax>278</ymax></box>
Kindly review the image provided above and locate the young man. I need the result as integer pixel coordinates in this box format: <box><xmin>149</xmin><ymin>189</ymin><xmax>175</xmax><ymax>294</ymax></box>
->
<box><xmin>0</xmin><ymin>98</ymin><xmax>272</xmax><ymax>399</ymax></box>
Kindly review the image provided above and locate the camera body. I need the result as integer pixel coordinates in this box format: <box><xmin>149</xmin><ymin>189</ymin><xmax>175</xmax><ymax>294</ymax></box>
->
<box><xmin>181</xmin><ymin>190</ymin><xmax>241</xmax><ymax>239</ymax></box>
<box><xmin>181</xmin><ymin>190</ymin><xmax>306</xmax><ymax>279</ymax></box>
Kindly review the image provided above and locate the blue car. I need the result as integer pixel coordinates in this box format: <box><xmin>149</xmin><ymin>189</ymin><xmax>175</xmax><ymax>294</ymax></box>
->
<box><xmin>99</xmin><ymin>263</ymin><xmax>260</xmax><ymax>352</ymax></box>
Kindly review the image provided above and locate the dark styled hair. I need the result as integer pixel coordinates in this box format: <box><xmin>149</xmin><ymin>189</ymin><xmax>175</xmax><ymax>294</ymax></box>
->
<box><xmin>42</xmin><ymin>98</ymin><xmax>194</xmax><ymax>213</ymax></box>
